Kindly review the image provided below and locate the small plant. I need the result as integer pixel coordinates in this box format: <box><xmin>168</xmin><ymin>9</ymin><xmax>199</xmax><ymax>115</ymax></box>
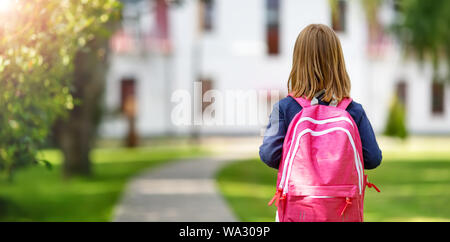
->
<box><xmin>384</xmin><ymin>95</ymin><xmax>409</xmax><ymax>139</ymax></box>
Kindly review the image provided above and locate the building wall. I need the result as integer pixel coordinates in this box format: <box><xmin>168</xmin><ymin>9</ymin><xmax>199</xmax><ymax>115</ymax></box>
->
<box><xmin>100</xmin><ymin>0</ymin><xmax>450</xmax><ymax>138</ymax></box>
<box><xmin>197</xmin><ymin>0</ymin><xmax>378</xmax><ymax>134</ymax></box>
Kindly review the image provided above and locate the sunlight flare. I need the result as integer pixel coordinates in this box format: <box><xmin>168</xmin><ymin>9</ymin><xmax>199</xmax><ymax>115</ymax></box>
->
<box><xmin>0</xmin><ymin>0</ymin><xmax>15</xmax><ymax>13</ymax></box>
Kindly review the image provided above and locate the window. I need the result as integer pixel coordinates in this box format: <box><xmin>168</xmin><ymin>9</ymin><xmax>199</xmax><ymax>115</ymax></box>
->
<box><xmin>331</xmin><ymin>0</ymin><xmax>347</xmax><ymax>33</ymax></box>
<box><xmin>120</xmin><ymin>78</ymin><xmax>138</xmax><ymax>147</ymax></box>
<box><xmin>432</xmin><ymin>82</ymin><xmax>445</xmax><ymax>115</ymax></box>
<box><xmin>121</xmin><ymin>78</ymin><xmax>136</xmax><ymax>117</ymax></box>
<box><xmin>266</xmin><ymin>0</ymin><xmax>280</xmax><ymax>55</ymax></box>
<box><xmin>396</xmin><ymin>81</ymin><xmax>407</xmax><ymax>105</ymax></box>
<box><xmin>199</xmin><ymin>0</ymin><xmax>214</xmax><ymax>32</ymax></box>
<box><xmin>201</xmin><ymin>79</ymin><xmax>213</xmax><ymax>112</ymax></box>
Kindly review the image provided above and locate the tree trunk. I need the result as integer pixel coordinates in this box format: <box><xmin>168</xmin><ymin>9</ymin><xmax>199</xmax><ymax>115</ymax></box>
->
<box><xmin>54</xmin><ymin>39</ymin><xmax>109</xmax><ymax>178</ymax></box>
<box><xmin>58</xmin><ymin>115</ymin><xmax>93</xmax><ymax>176</ymax></box>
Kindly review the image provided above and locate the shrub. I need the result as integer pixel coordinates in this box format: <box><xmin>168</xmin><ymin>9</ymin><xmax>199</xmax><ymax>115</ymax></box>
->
<box><xmin>384</xmin><ymin>95</ymin><xmax>409</xmax><ymax>139</ymax></box>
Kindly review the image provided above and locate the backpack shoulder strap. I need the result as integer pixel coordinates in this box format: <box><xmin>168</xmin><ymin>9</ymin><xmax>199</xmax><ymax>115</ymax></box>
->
<box><xmin>288</xmin><ymin>93</ymin><xmax>311</xmax><ymax>108</ymax></box>
<box><xmin>337</xmin><ymin>98</ymin><xmax>353</xmax><ymax>110</ymax></box>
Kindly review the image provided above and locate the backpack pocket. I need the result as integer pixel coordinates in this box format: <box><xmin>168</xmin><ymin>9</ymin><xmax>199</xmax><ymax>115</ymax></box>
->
<box><xmin>280</xmin><ymin>185</ymin><xmax>362</xmax><ymax>222</ymax></box>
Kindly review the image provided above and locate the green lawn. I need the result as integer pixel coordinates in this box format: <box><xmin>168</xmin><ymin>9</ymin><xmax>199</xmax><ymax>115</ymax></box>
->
<box><xmin>216</xmin><ymin>151</ymin><xmax>450</xmax><ymax>222</ymax></box>
<box><xmin>0</xmin><ymin>146</ymin><xmax>206</xmax><ymax>222</ymax></box>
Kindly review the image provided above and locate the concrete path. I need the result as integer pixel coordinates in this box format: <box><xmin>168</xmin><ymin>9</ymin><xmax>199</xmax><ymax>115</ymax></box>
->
<box><xmin>113</xmin><ymin>157</ymin><xmax>240</xmax><ymax>222</ymax></box>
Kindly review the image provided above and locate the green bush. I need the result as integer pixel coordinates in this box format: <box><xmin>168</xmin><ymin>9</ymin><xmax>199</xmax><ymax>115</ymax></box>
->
<box><xmin>384</xmin><ymin>96</ymin><xmax>409</xmax><ymax>139</ymax></box>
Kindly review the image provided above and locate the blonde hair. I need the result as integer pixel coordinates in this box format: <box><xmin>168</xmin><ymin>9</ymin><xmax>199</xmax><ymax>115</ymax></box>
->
<box><xmin>288</xmin><ymin>24</ymin><xmax>351</xmax><ymax>102</ymax></box>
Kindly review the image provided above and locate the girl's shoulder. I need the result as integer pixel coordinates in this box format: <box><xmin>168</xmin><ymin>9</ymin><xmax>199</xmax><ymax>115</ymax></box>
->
<box><xmin>346</xmin><ymin>99</ymin><xmax>364</xmax><ymax>111</ymax></box>
<box><xmin>346</xmin><ymin>99</ymin><xmax>366</xmax><ymax>124</ymax></box>
<box><xmin>278</xmin><ymin>96</ymin><xmax>299</xmax><ymax>108</ymax></box>
<box><xmin>277</xmin><ymin>96</ymin><xmax>303</xmax><ymax>115</ymax></box>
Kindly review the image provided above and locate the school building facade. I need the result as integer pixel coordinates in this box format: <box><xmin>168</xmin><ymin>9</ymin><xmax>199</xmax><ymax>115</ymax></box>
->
<box><xmin>99</xmin><ymin>0</ymin><xmax>450</xmax><ymax>139</ymax></box>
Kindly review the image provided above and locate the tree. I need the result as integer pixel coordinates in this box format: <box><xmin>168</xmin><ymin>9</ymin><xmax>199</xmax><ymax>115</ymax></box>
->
<box><xmin>53</xmin><ymin>8</ymin><xmax>121</xmax><ymax>178</ymax></box>
<box><xmin>0</xmin><ymin>0</ymin><xmax>121</xmax><ymax>180</ymax></box>
<box><xmin>53</xmin><ymin>36</ymin><xmax>113</xmax><ymax>177</ymax></box>
<box><xmin>393</xmin><ymin>0</ymin><xmax>450</xmax><ymax>80</ymax></box>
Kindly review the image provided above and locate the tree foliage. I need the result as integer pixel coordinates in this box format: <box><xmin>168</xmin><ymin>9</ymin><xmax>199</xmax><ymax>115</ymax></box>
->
<box><xmin>0</xmin><ymin>0</ymin><xmax>121</xmax><ymax>179</ymax></box>
<box><xmin>393</xmin><ymin>0</ymin><xmax>450</xmax><ymax>80</ymax></box>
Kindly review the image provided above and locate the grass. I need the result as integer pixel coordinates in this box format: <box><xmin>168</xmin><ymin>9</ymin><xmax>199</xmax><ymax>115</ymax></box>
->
<box><xmin>216</xmin><ymin>151</ymin><xmax>450</xmax><ymax>222</ymax></box>
<box><xmin>0</xmin><ymin>146</ymin><xmax>206</xmax><ymax>222</ymax></box>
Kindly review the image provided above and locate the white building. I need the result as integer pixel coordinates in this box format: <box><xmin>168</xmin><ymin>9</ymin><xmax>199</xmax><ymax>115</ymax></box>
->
<box><xmin>100</xmin><ymin>0</ymin><xmax>450</xmax><ymax>139</ymax></box>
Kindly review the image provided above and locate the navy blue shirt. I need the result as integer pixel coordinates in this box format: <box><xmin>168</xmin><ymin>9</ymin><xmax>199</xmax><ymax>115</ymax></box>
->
<box><xmin>259</xmin><ymin>96</ymin><xmax>382</xmax><ymax>170</ymax></box>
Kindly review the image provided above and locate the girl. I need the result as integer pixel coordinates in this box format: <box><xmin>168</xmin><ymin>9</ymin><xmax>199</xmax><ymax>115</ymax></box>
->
<box><xmin>260</xmin><ymin>24</ymin><xmax>382</xmax><ymax>222</ymax></box>
<box><xmin>260</xmin><ymin>24</ymin><xmax>382</xmax><ymax>182</ymax></box>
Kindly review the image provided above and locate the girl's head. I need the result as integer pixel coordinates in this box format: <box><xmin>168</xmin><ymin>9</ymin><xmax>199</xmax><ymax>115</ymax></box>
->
<box><xmin>288</xmin><ymin>24</ymin><xmax>351</xmax><ymax>102</ymax></box>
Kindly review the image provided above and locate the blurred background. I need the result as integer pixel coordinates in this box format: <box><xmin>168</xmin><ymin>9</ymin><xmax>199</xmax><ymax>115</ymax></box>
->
<box><xmin>0</xmin><ymin>0</ymin><xmax>449</xmax><ymax>222</ymax></box>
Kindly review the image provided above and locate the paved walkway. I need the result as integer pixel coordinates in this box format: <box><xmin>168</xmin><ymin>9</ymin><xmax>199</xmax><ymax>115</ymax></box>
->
<box><xmin>113</xmin><ymin>156</ymin><xmax>241</xmax><ymax>222</ymax></box>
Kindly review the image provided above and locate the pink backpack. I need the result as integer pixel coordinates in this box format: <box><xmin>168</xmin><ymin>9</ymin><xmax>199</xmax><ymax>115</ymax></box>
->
<box><xmin>268</xmin><ymin>92</ymin><xmax>380</xmax><ymax>222</ymax></box>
